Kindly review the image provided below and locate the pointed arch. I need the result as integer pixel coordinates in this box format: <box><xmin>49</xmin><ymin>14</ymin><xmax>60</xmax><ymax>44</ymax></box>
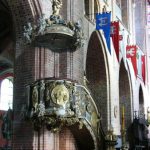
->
<box><xmin>86</xmin><ymin>30</ymin><xmax>110</xmax><ymax>132</ymax></box>
<box><xmin>0</xmin><ymin>78</ymin><xmax>13</xmax><ymax>110</ymax></box>
<box><xmin>139</xmin><ymin>85</ymin><xmax>144</xmax><ymax>114</ymax></box>
<box><xmin>94</xmin><ymin>0</ymin><xmax>100</xmax><ymax>13</ymax></box>
<box><xmin>119</xmin><ymin>59</ymin><xmax>132</xmax><ymax>129</ymax></box>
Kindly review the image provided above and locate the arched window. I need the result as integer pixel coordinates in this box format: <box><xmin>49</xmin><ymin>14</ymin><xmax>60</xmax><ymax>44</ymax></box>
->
<box><xmin>84</xmin><ymin>0</ymin><xmax>99</xmax><ymax>21</ymax></box>
<box><xmin>94</xmin><ymin>0</ymin><xmax>98</xmax><ymax>20</ymax></box>
<box><xmin>84</xmin><ymin>0</ymin><xmax>90</xmax><ymax>17</ymax></box>
<box><xmin>0</xmin><ymin>78</ymin><xmax>13</xmax><ymax>110</ymax></box>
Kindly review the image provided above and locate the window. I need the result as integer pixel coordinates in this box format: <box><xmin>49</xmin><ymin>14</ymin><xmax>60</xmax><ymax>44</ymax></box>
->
<box><xmin>94</xmin><ymin>0</ymin><xmax>98</xmax><ymax>20</ymax></box>
<box><xmin>0</xmin><ymin>78</ymin><xmax>13</xmax><ymax>110</ymax></box>
<box><xmin>84</xmin><ymin>0</ymin><xmax>90</xmax><ymax>17</ymax></box>
<box><xmin>84</xmin><ymin>0</ymin><xmax>99</xmax><ymax>21</ymax></box>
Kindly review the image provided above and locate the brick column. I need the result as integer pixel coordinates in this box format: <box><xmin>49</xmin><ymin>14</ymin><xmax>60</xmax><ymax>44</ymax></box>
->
<box><xmin>7</xmin><ymin>0</ymin><xmax>84</xmax><ymax>149</ymax></box>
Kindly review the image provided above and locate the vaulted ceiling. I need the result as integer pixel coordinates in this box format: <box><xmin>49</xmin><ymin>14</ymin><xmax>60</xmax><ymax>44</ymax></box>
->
<box><xmin>0</xmin><ymin>0</ymin><xmax>14</xmax><ymax>76</ymax></box>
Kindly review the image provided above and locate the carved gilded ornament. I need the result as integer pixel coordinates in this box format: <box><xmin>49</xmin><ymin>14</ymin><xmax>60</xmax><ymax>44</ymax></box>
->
<box><xmin>51</xmin><ymin>84</ymin><xmax>69</xmax><ymax>106</ymax></box>
<box><xmin>32</xmin><ymin>86</ymin><xmax>38</xmax><ymax>111</ymax></box>
<box><xmin>36</xmin><ymin>101</ymin><xmax>45</xmax><ymax>117</ymax></box>
<box><xmin>52</xmin><ymin>0</ymin><xmax>62</xmax><ymax>15</ymax></box>
<box><xmin>23</xmin><ymin>0</ymin><xmax>84</xmax><ymax>49</ymax></box>
<box><xmin>91</xmin><ymin>111</ymin><xmax>99</xmax><ymax>128</ymax></box>
<box><xmin>27</xmin><ymin>79</ymin><xmax>100</xmax><ymax>149</ymax></box>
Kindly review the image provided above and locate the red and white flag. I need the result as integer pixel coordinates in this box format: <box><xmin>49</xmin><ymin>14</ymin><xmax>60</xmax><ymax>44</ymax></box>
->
<box><xmin>111</xmin><ymin>21</ymin><xmax>119</xmax><ymax>62</ymax></box>
<box><xmin>126</xmin><ymin>45</ymin><xmax>137</xmax><ymax>77</ymax></box>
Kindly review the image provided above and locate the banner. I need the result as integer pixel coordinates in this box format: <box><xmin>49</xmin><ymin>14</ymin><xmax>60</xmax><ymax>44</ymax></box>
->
<box><xmin>126</xmin><ymin>45</ymin><xmax>137</xmax><ymax>77</ymax></box>
<box><xmin>142</xmin><ymin>55</ymin><xmax>146</xmax><ymax>84</ymax></box>
<box><xmin>111</xmin><ymin>21</ymin><xmax>119</xmax><ymax>61</ymax></box>
<box><xmin>96</xmin><ymin>12</ymin><xmax>111</xmax><ymax>53</ymax></box>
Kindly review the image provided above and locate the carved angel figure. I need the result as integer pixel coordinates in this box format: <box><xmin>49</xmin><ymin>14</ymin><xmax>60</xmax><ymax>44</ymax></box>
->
<box><xmin>32</xmin><ymin>86</ymin><xmax>38</xmax><ymax>111</ymax></box>
<box><xmin>52</xmin><ymin>0</ymin><xmax>62</xmax><ymax>15</ymax></box>
<box><xmin>37</xmin><ymin>15</ymin><xmax>47</xmax><ymax>35</ymax></box>
<box><xmin>23</xmin><ymin>22</ymin><xmax>33</xmax><ymax>43</ymax></box>
<box><xmin>37</xmin><ymin>101</ymin><xmax>45</xmax><ymax>117</ymax></box>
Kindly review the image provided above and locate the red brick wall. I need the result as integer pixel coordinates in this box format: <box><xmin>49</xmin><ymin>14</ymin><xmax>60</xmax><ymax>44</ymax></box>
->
<box><xmin>59</xmin><ymin>128</ymin><xmax>77</xmax><ymax>150</ymax></box>
<box><xmin>0</xmin><ymin>111</ymin><xmax>7</xmax><ymax>148</ymax></box>
<box><xmin>5</xmin><ymin>0</ymin><xmax>84</xmax><ymax>149</ymax></box>
<box><xmin>139</xmin><ymin>86</ymin><xmax>144</xmax><ymax>113</ymax></box>
<box><xmin>86</xmin><ymin>32</ymin><xmax>108</xmax><ymax>132</ymax></box>
<box><xmin>119</xmin><ymin>60</ymin><xmax>132</xmax><ymax>129</ymax></box>
<box><xmin>31</xmin><ymin>127</ymin><xmax>78</xmax><ymax>150</ymax></box>
<box><xmin>6</xmin><ymin>1</ymin><xmax>45</xmax><ymax>149</ymax></box>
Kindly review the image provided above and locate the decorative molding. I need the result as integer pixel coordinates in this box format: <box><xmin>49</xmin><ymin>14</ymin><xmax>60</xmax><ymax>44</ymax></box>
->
<box><xmin>25</xmin><ymin>79</ymin><xmax>101</xmax><ymax>149</ymax></box>
<box><xmin>23</xmin><ymin>0</ymin><xmax>84</xmax><ymax>50</ymax></box>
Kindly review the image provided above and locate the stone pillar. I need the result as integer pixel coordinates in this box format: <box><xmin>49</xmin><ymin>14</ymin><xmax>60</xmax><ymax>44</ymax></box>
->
<box><xmin>105</xmin><ymin>128</ymin><xmax>117</xmax><ymax>150</ymax></box>
<box><xmin>7</xmin><ymin>0</ymin><xmax>84</xmax><ymax>149</ymax></box>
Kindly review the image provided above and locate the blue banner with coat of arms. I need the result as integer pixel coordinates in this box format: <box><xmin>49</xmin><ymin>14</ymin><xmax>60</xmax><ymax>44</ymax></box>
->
<box><xmin>96</xmin><ymin>12</ymin><xmax>111</xmax><ymax>54</ymax></box>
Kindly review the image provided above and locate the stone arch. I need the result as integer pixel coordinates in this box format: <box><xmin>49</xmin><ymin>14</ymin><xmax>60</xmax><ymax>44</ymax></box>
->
<box><xmin>86</xmin><ymin>31</ymin><xmax>110</xmax><ymax>132</ymax></box>
<box><xmin>69</xmin><ymin>124</ymin><xmax>97</xmax><ymax>150</ymax></box>
<box><xmin>33</xmin><ymin>124</ymin><xmax>97</xmax><ymax>150</ymax></box>
<box><xmin>0</xmin><ymin>0</ymin><xmax>14</xmax><ymax>144</ymax></box>
<box><xmin>119</xmin><ymin>59</ymin><xmax>132</xmax><ymax>130</ymax></box>
<box><xmin>0</xmin><ymin>77</ymin><xmax>13</xmax><ymax>110</ymax></box>
<box><xmin>139</xmin><ymin>85</ymin><xmax>144</xmax><ymax>114</ymax></box>
<box><xmin>59</xmin><ymin>128</ymin><xmax>78</xmax><ymax>150</ymax></box>
<box><xmin>0</xmin><ymin>0</ymin><xmax>14</xmax><ymax>52</ymax></box>
<box><xmin>0</xmin><ymin>0</ymin><xmax>14</xmax><ymax>76</ymax></box>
